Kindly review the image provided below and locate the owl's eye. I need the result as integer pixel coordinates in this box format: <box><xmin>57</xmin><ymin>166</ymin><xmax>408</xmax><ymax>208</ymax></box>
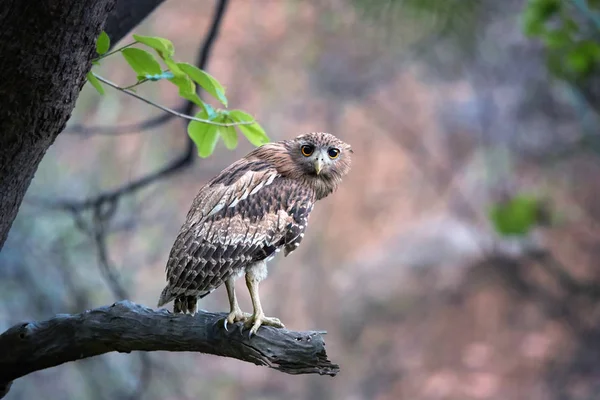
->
<box><xmin>327</xmin><ymin>148</ymin><xmax>340</xmax><ymax>159</ymax></box>
<box><xmin>301</xmin><ymin>145</ymin><xmax>314</xmax><ymax>157</ymax></box>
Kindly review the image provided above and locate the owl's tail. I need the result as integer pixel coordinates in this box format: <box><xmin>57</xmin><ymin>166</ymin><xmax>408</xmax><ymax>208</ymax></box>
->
<box><xmin>157</xmin><ymin>285</ymin><xmax>175</xmax><ymax>307</ymax></box>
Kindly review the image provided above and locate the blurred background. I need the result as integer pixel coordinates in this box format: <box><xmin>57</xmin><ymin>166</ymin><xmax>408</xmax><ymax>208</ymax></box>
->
<box><xmin>2</xmin><ymin>0</ymin><xmax>600</xmax><ymax>399</ymax></box>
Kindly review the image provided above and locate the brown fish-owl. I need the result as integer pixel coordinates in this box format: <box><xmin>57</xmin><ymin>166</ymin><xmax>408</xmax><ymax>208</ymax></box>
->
<box><xmin>157</xmin><ymin>132</ymin><xmax>352</xmax><ymax>335</ymax></box>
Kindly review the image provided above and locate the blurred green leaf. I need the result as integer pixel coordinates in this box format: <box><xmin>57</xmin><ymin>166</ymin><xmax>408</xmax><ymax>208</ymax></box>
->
<box><xmin>532</xmin><ymin>0</ymin><xmax>561</xmax><ymax>21</ymax></box>
<box><xmin>121</xmin><ymin>48</ymin><xmax>162</xmax><ymax>77</ymax></box>
<box><xmin>133</xmin><ymin>34</ymin><xmax>175</xmax><ymax>58</ymax></box>
<box><xmin>229</xmin><ymin>110</ymin><xmax>269</xmax><ymax>147</ymax></box>
<box><xmin>86</xmin><ymin>72</ymin><xmax>104</xmax><ymax>95</ymax></box>
<box><xmin>522</xmin><ymin>9</ymin><xmax>546</xmax><ymax>36</ymax></box>
<box><xmin>96</xmin><ymin>31</ymin><xmax>110</xmax><ymax>55</ymax></box>
<box><xmin>188</xmin><ymin>112</ymin><xmax>219</xmax><ymax>158</ymax></box>
<box><xmin>522</xmin><ymin>0</ymin><xmax>562</xmax><ymax>37</ymax></box>
<box><xmin>488</xmin><ymin>195</ymin><xmax>544</xmax><ymax>236</ymax></box>
<box><xmin>576</xmin><ymin>39</ymin><xmax>600</xmax><ymax>60</ymax></box>
<box><xmin>563</xmin><ymin>17</ymin><xmax>580</xmax><ymax>35</ymax></box>
<box><xmin>566</xmin><ymin>46</ymin><xmax>594</xmax><ymax>75</ymax></box>
<box><xmin>543</xmin><ymin>29</ymin><xmax>572</xmax><ymax>49</ymax></box>
<box><xmin>590</xmin><ymin>0</ymin><xmax>600</xmax><ymax>9</ymax></box>
<box><xmin>177</xmin><ymin>62</ymin><xmax>228</xmax><ymax>106</ymax></box>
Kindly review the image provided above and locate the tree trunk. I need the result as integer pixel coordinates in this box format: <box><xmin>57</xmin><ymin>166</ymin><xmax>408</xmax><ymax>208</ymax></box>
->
<box><xmin>0</xmin><ymin>0</ymin><xmax>117</xmax><ymax>249</ymax></box>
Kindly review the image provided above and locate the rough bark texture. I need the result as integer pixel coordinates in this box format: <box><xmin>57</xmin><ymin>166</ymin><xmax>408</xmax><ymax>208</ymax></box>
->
<box><xmin>0</xmin><ymin>0</ymin><xmax>117</xmax><ymax>249</ymax></box>
<box><xmin>0</xmin><ymin>301</ymin><xmax>339</xmax><ymax>398</ymax></box>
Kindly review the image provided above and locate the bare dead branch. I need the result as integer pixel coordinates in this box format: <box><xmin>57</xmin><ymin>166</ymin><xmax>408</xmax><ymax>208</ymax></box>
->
<box><xmin>0</xmin><ymin>300</ymin><xmax>339</xmax><ymax>398</ymax></box>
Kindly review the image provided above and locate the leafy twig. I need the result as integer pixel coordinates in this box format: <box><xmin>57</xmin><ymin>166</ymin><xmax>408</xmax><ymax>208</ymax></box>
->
<box><xmin>92</xmin><ymin>73</ymin><xmax>253</xmax><ymax>127</ymax></box>
<box><xmin>49</xmin><ymin>0</ymin><xmax>231</xmax><ymax>213</ymax></box>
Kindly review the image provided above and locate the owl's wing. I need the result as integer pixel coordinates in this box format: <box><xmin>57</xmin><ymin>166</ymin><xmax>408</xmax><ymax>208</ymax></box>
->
<box><xmin>159</xmin><ymin>159</ymin><xmax>315</xmax><ymax>305</ymax></box>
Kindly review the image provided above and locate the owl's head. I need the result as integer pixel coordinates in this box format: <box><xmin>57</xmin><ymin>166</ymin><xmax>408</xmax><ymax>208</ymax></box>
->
<box><xmin>261</xmin><ymin>132</ymin><xmax>353</xmax><ymax>199</ymax></box>
<box><xmin>251</xmin><ymin>132</ymin><xmax>352</xmax><ymax>198</ymax></box>
<box><xmin>286</xmin><ymin>132</ymin><xmax>352</xmax><ymax>180</ymax></box>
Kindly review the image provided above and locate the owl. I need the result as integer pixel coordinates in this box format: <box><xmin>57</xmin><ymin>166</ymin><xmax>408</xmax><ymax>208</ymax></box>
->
<box><xmin>157</xmin><ymin>132</ymin><xmax>352</xmax><ymax>336</ymax></box>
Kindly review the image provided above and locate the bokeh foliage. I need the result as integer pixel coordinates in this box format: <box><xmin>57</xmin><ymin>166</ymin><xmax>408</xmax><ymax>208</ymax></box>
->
<box><xmin>522</xmin><ymin>0</ymin><xmax>600</xmax><ymax>80</ymax></box>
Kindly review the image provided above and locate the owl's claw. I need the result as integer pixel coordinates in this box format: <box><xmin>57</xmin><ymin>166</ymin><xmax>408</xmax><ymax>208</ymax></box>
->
<box><xmin>223</xmin><ymin>309</ymin><xmax>251</xmax><ymax>332</ymax></box>
<box><xmin>244</xmin><ymin>313</ymin><xmax>285</xmax><ymax>338</ymax></box>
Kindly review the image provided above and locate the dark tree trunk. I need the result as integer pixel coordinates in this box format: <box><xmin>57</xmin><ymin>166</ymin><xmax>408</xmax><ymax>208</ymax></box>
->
<box><xmin>0</xmin><ymin>0</ymin><xmax>117</xmax><ymax>249</ymax></box>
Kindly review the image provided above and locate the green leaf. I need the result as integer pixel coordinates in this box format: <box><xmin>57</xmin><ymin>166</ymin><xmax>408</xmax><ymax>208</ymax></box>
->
<box><xmin>177</xmin><ymin>62</ymin><xmax>228</xmax><ymax>106</ymax></box>
<box><xmin>86</xmin><ymin>72</ymin><xmax>104</xmax><ymax>95</ymax></box>
<box><xmin>229</xmin><ymin>110</ymin><xmax>270</xmax><ymax>147</ymax></box>
<box><xmin>168</xmin><ymin>74</ymin><xmax>204</xmax><ymax>108</ymax></box>
<box><xmin>219</xmin><ymin>116</ymin><xmax>238</xmax><ymax>150</ymax></box>
<box><xmin>133</xmin><ymin>34</ymin><xmax>175</xmax><ymax>58</ymax></box>
<box><xmin>163</xmin><ymin>57</ymin><xmax>185</xmax><ymax>78</ymax></box>
<box><xmin>96</xmin><ymin>31</ymin><xmax>110</xmax><ymax>55</ymax></box>
<box><xmin>488</xmin><ymin>195</ymin><xmax>542</xmax><ymax>236</ymax></box>
<box><xmin>121</xmin><ymin>48</ymin><xmax>162</xmax><ymax>77</ymax></box>
<box><xmin>188</xmin><ymin>113</ymin><xmax>219</xmax><ymax>158</ymax></box>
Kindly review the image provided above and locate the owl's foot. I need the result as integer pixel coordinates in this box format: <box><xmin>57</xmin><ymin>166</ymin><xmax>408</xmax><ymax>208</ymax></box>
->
<box><xmin>223</xmin><ymin>309</ymin><xmax>252</xmax><ymax>331</ymax></box>
<box><xmin>244</xmin><ymin>312</ymin><xmax>285</xmax><ymax>337</ymax></box>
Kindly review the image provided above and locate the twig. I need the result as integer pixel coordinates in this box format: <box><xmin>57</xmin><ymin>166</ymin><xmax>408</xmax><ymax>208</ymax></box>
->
<box><xmin>91</xmin><ymin>201</ymin><xmax>129</xmax><ymax>300</ymax></box>
<box><xmin>65</xmin><ymin>112</ymin><xmax>178</xmax><ymax>135</ymax></box>
<box><xmin>0</xmin><ymin>300</ymin><xmax>340</xmax><ymax>398</ymax></box>
<box><xmin>47</xmin><ymin>138</ymin><xmax>194</xmax><ymax>212</ymax></box>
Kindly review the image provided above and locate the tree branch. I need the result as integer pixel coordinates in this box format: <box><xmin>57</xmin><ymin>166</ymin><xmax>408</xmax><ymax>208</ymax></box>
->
<box><xmin>0</xmin><ymin>301</ymin><xmax>339</xmax><ymax>398</ymax></box>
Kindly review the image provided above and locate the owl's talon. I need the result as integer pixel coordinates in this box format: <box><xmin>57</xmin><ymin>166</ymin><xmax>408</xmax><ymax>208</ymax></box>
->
<box><xmin>227</xmin><ymin>310</ymin><xmax>251</xmax><ymax>324</ymax></box>
<box><xmin>244</xmin><ymin>314</ymin><xmax>285</xmax><ymax>337</ymax></box>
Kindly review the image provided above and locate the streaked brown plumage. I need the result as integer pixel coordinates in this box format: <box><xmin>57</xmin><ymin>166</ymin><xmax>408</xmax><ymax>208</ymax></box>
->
<box><xmin>157</xmin><ymin>132</ymin><xmax>352</xmax><ymax>335</ymax></box>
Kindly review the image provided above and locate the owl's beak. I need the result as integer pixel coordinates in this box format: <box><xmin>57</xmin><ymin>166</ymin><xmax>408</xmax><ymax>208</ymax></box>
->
<box><xmin>314</xmin><ymin>158</ymin><xmax>323</xmax><ymax>175</ymax></box>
